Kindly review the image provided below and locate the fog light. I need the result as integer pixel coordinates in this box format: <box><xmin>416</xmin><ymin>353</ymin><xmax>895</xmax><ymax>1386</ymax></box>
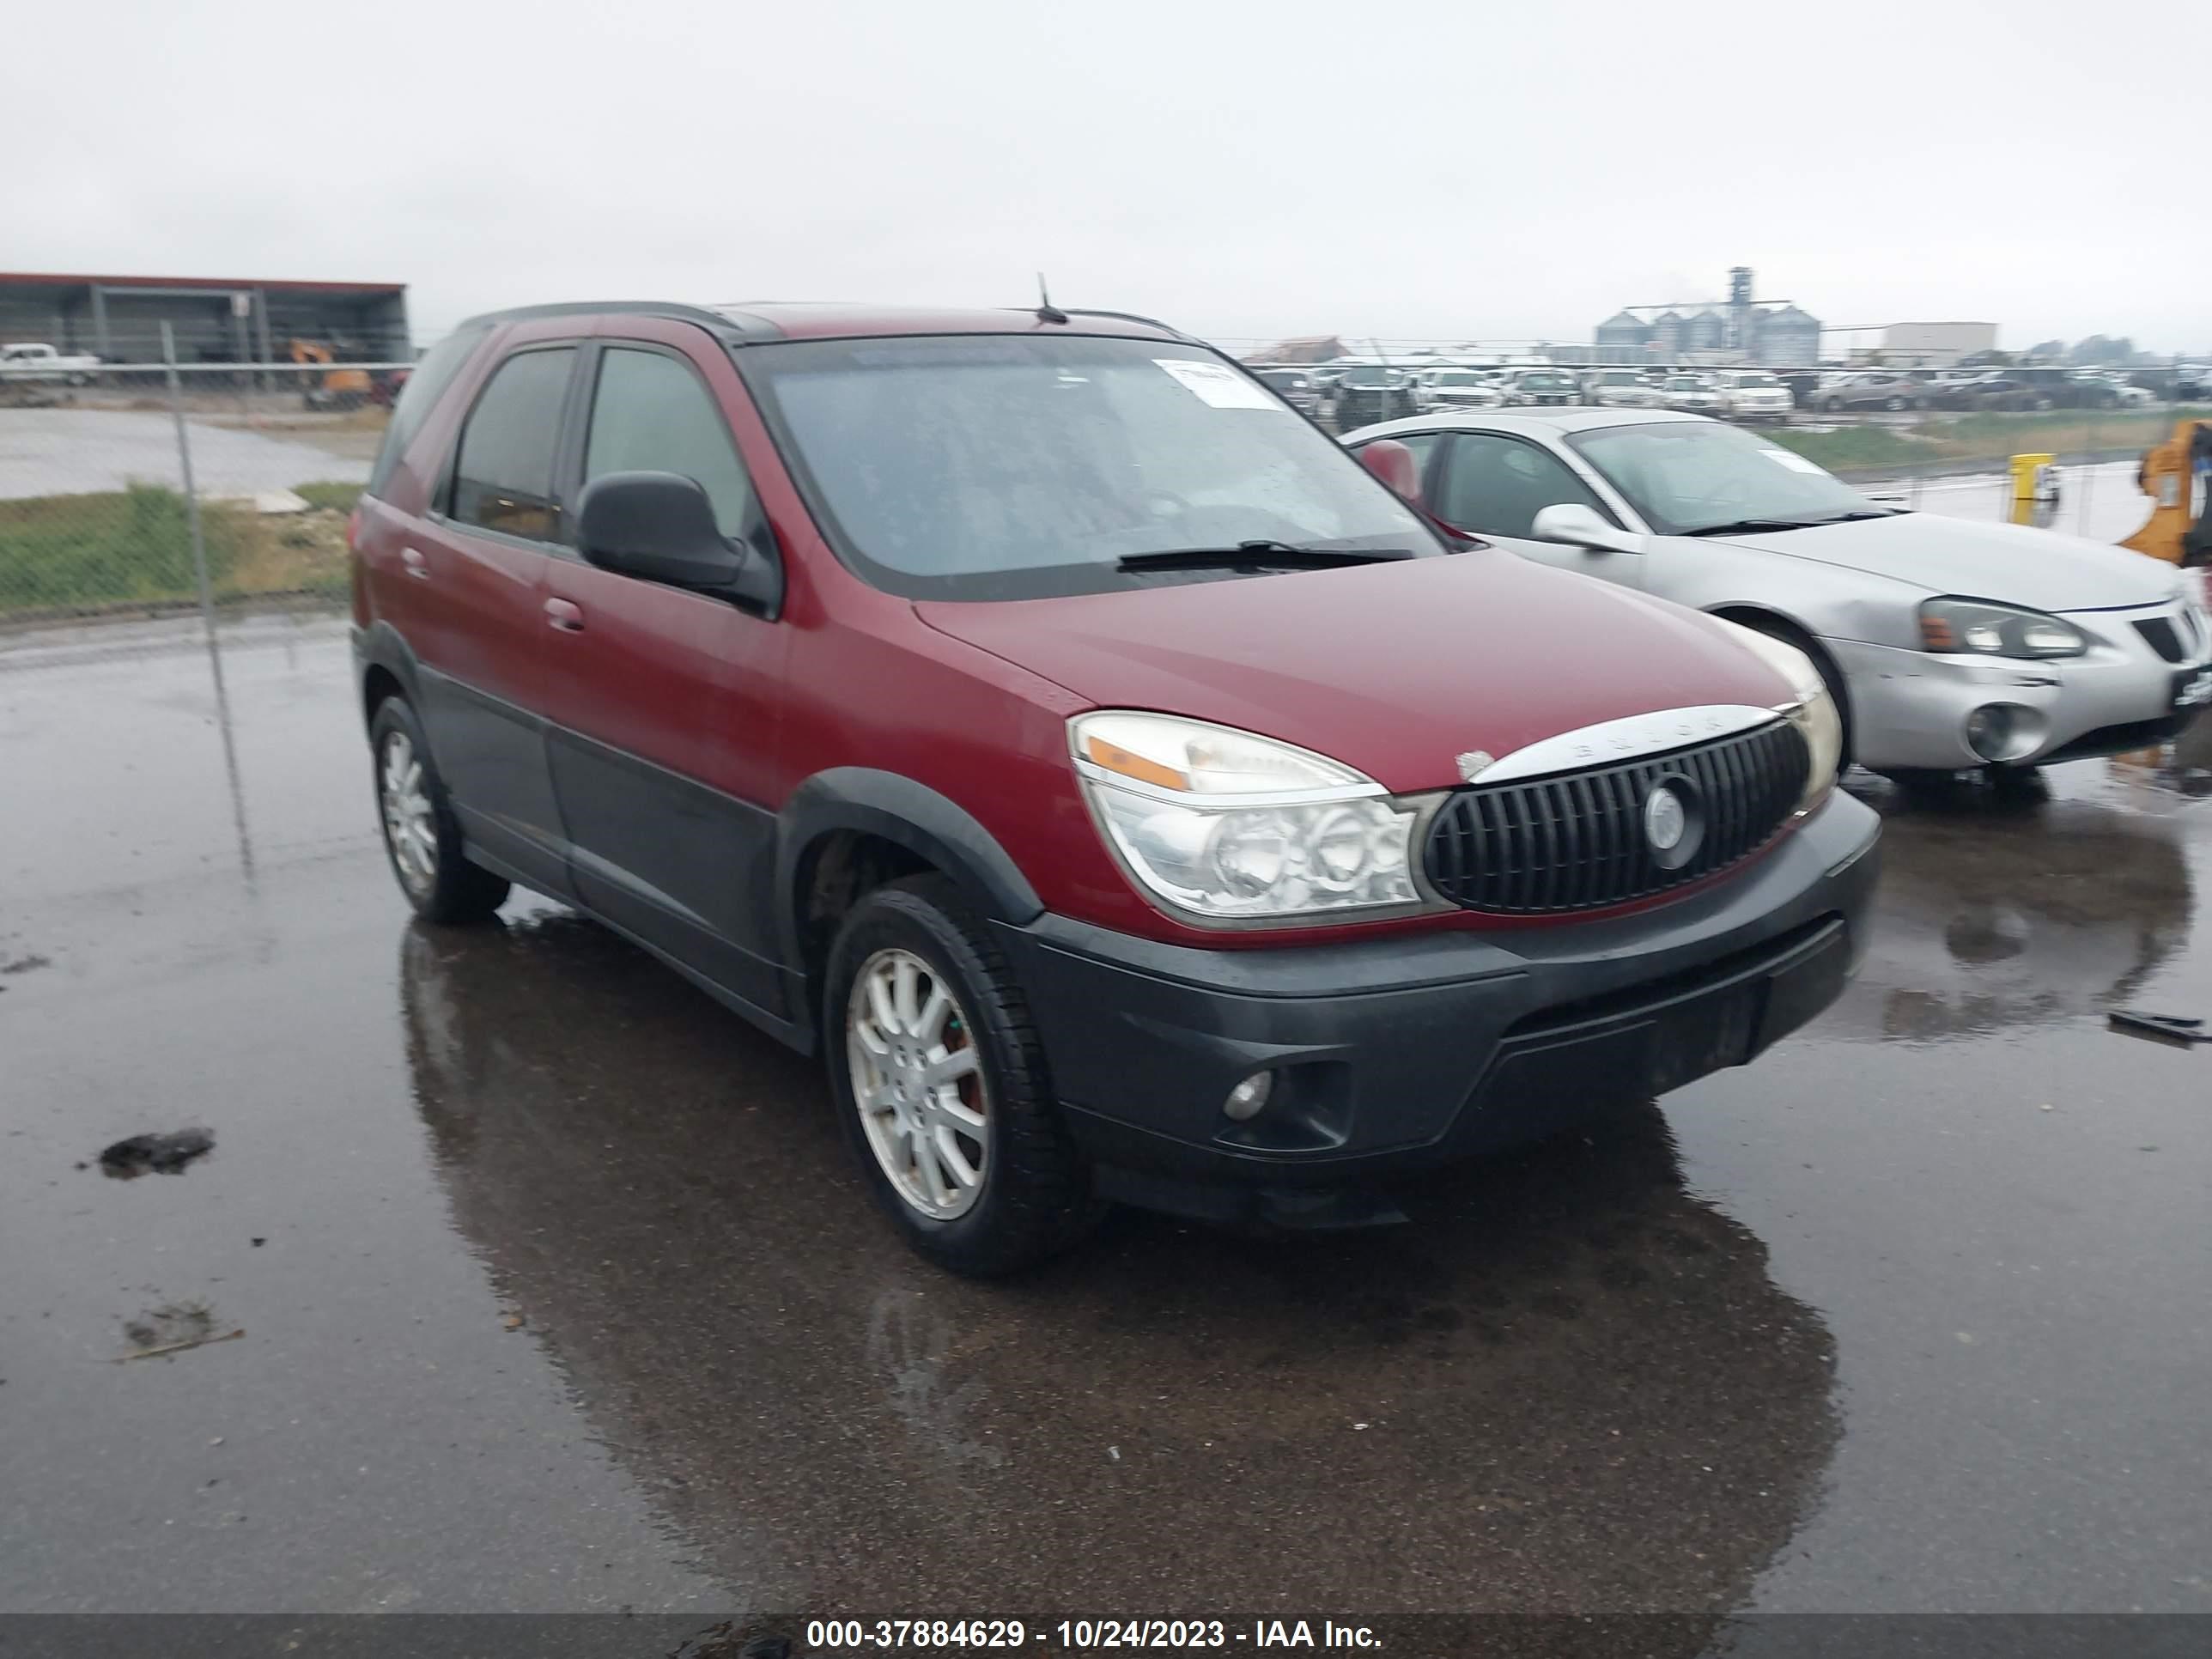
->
<box><xmin>1966</xmin><ymin>704</ymin><xmax>2013</xmax><ymax>762</ymax></box>
<box><xmin>1224</xmin><ymin>1071</ymin><xmax>1276</xmax><ymax>1121</ymax></box>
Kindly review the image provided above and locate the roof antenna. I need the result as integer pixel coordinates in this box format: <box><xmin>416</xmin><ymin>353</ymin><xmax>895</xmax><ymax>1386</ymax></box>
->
<box><xmin>1036</xmin><ymin>273</ymin><xmax>1069</xmax><ymax>326</ymax></box>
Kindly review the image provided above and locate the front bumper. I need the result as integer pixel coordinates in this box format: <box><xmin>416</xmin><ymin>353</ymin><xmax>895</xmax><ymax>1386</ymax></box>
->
<box><xmin>1832</xmin><ymin>604</ymin><xmax>2212</xmax><ymax>770</ymax></box>
<box><xmin>994</xmin><ymin>792</ymin><xmax>1881</xmax><ymax>1221</ymax></box>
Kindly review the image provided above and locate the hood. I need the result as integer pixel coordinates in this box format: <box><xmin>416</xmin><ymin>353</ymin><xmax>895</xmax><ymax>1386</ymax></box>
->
<box><xmin>1696</xmin><ymin>512</ymin><xmax>2179</xmax><ymax>612</ymax></box>
<box><xmin>915</xmin><ymin>552</ymin><xmax>1790</xmax><ymax>794</ymax></box>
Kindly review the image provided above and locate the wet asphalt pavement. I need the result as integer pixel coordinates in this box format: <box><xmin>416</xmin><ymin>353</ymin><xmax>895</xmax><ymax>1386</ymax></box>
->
<box><xmin>2</xmin><ymin>613</ymin><xmax>2209</xmax><ymax>1636</ymax></box>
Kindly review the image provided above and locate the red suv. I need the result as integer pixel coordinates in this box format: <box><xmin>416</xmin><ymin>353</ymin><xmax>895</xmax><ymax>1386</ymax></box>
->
<box><xmin>351</xmin><ymin>301</ymin><xmax>1880</xmax><ymax>1273</ymax></box>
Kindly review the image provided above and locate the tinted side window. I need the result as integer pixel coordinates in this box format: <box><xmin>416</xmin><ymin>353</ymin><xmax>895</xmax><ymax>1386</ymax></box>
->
<box><xmin>365</xmin><ymin>322</ymin><xmax>490</xmax><ymax>501</ymax></box>
<box><xmin>450</xmin><ymin>347</ymin><xmax>577</xmax><ymax>541</ymax></box>
<box><xmin>582</xmin><ymin>348</ymin><xmax>757</xmax><ymax>539</ymax></box>
<box><xmin>1438</xmin><ymin>434</ymin><xmax>1606</xmax><ymax>539</ymax></box>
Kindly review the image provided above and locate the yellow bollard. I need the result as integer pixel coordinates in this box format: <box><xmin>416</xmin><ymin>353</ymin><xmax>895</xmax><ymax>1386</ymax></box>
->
<box><xmin>2008</xmin><ymin>453</ymin><xmax>2057</xmax><ymax>526</ymax></box>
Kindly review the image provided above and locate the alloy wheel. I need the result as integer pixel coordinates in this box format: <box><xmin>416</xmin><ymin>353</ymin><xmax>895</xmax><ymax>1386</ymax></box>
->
<box><xmin>380</xmin><ymin>731</ymin><xmax>438</xmax><ymax>896</ymax></box>
<box><xmin>847</xmin><ymin>948</ymin><xmax>989</xmax><ymax>1220</ymax></box>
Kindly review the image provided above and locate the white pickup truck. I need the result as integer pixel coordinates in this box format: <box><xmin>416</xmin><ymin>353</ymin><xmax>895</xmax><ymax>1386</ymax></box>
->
<box><xmin>0</xmin><ymin>343</ymin><xmax>101</xmax><ymax>384</ymax></box>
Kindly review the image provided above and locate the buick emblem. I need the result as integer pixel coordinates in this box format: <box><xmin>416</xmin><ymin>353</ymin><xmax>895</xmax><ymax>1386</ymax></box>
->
<box><xmin>1644</xmin><ymin>786</ymin><xmax>1687</xmax><ymax>853</ymax></box>
<box><xmin>1643</xmin><ymin>776</ymin><xmax>1703</xmax><ymax>871</ymax></box>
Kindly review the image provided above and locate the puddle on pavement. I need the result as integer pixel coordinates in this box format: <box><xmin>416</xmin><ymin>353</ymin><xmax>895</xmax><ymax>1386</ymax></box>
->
<box><xmin>117</xmin><ymin>1299</ymin><xmax>242</xmax><ymax>1362</ymax></box>
<box><xmin>94</xmin><ymin>1127</ymin><xmax>216</xmax><ymax>1179</ymax></box>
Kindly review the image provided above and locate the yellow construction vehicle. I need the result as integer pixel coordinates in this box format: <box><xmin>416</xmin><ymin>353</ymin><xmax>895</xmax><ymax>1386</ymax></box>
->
<box><xmin>288</xmin><ymin>338</ymin><xmax>374</xmax><ymax>411</ymax></box>
<box><xmin>2121</xmin><ymin>418</ymin><xmax>2212</xmax><ymax>568</ymax></box>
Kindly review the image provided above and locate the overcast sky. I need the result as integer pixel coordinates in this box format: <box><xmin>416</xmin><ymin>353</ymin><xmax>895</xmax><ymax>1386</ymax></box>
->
<box><xmin>7</xmin><ymin>0</ymin><xmax>2204</xmax><ymax>353</ymax></box>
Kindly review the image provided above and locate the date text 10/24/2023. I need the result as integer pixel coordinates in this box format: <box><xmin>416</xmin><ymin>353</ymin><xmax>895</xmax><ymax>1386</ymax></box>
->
<box><xmin>804</xmin><ymin>1620</ymin><xmax>1383</xmax><ymax>1650</ymax></box>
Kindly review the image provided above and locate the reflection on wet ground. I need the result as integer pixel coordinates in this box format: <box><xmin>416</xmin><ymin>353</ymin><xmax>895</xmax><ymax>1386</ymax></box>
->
<box><xmin>1841</xmin><ymin>787</ymin><xmax>2191</xmax><ymax>1042</ymax></box>
<box><xmin>402</xmin><ymin>917</ymin><xmax>1838</xmax><ymax>1618</ymax></box>
<box><xmin>3</xmin><ymin>615</ymin><xmax>2209</xmax><ymax>1625</ymax></box>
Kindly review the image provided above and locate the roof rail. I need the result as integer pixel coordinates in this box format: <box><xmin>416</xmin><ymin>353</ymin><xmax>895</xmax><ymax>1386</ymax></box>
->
<box><xmin>1057</xmin><ymin>307</ymin><xmax>1190</xmax><ymax>340</ymax></box>
<box><xmin>455</xmin><ymin>300</ymin><xmax>781</xmax><ymax>340</ymax></box>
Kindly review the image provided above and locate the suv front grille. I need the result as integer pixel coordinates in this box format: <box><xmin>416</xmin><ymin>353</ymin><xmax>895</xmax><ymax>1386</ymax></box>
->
<box><xmin>1425</xmin><ymin>720</ymin><xmax>1810</xmax><ymax>915</ymax></box>
<box><xmin>2134</xmin><ymin>616</ymin><xmax>2185</xmax><ymax>663</ymax></box>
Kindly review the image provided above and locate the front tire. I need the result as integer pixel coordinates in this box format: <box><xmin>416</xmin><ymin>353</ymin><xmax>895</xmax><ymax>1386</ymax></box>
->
<box><xmin>825</xmin><ymin>875</ymin><xmax>1096</xmax><ymax>1276</ymax></box>
<box><xmin>370</xmin><ymin>697</ymin><xmax>510</xmax><ymax>925</ymax></box>
<box><xmin>1735</xmin><ymin>617</ymin><xmax>1854</xmax><ymax>767</ymax></box>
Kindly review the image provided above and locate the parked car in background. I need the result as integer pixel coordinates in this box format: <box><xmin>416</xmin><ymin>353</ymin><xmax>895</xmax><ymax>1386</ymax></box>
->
<box><xmin>1659</xmin><ymin>374</ymin><xmax>1725</xmax><ymax>415</ymax></box>
<box><xmin>2066</xmin><ymin>370</ymin><xmax>2151</xmax><ymax>409</ymax></box>
<box><xmin>1711</xmin><ymin>371</ymin><xmax>1794</xmax><ymax>422</ymax></box>
<box><xmin>1777</xmin><ymin>369</ymin><xmax>1827</xmax><ymax>407</ymax></box>
<box><xmin>0</xmin><ymin>342</ymin><xmax>100</xmax><ymax>385</ymax></box>
<box><xmin>1498</xmin><ymin>368</ymin><xmax>1581</xmax><ymax>407</ymax></box>
<box><xmin>1584</xmin><ymin>368</ymin><xmax>1666</xmax><ymax>410</ymax></box>
<box><xmin>2176</xmin><ymin>363</ymin><xmax>2212</xmax><ymax>399</ymax></box>
<box><xmin>1341</xmin><ymin>408</ymin><xmax>2212</xmax><ymax>787</ymax></box>
<box><xmin>1327</xmin><ymin>365</ymin><xmax>1419</xmax><ymax>428</ymax></box>
<box><xmin>1815</xmin><ymin>373</ymin><xmax>1925</xmax><ymax>412</ymax></box>
<box><xmin>1413</xmin><ymin>368</ymin><xmax>1504</xmax><ymax>411</ymax></box>
<box><xmin>1249</xmin><ymin>367</ymin><xmax>1322</xmax><ymax>415</ymax></box>
<box><xmin>1931</xmin><ymin>374</ymin><xmax>2063</xmax><ymax>412</ymax></box>
<box><xmin>353</xmin><ymin>300</ymin><xmax>1880</xmax><ymax>1273</ymax></box>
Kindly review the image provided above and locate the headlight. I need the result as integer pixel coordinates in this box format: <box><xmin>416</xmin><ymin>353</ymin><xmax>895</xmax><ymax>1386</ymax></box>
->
<box><xmin>1918</xmin><ymin>597</ymin><xmax>2087</xmax><ymax>659</ymax></box>
<box><xmin>1069</xmin><ymin>712</ymin><xmax>1431</xmax><ymax>924</ymax></box>
<box><xmin>1714</xmin><ymin>621</ymin><xmax>1844</xmax><ymax>816</ymax></box>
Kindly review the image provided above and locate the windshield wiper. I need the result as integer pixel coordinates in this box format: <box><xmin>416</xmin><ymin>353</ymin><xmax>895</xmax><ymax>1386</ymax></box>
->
<box><xmin>1680</xmin><ymin>518</ymin><xmax>1831</xmax><ymax>538</ymax></box>
<box><xmin>1684</xmin><ymin>508</ymin><xmax>1905</xmax><ymax>538</ymax></box>
<box><xmin>1115</xmin><ymin>540</ymin><xmax>1415</xmax><ymax>573</ymax></box>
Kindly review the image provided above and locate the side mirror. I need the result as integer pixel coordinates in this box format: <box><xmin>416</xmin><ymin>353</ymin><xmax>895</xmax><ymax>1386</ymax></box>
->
<box><xmin>578</xmin><ymin>471</ymin><xmax>749</xmax><ymax>593</ymax></box>
<box><xmin>1357</xmin><ymin>439</ymin><xmax>1423</xmax><ymax>506</ymax></box>
<box><xmin>1531</xmin><ymin>502</ymin><xmax>1644</xmax><ymax>554</ymax></box>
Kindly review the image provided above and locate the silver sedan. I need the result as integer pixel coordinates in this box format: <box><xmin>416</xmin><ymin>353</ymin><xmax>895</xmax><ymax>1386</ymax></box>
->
<box><xmin>1342</xmin><ymin>409</ymin><xmax>2212</xmax><ymax>779</ymax></box>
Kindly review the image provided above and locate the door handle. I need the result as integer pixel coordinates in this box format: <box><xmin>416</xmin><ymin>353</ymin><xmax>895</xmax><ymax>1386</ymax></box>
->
<box><xmin>400</xmin><ymin>546</ymin><xmax>430</xmax><ymax>580</ymax></box>
<box><xmin>544</xmin><ymin>597</ymin><xmax>586</xmax><ymax>633</ymax></box>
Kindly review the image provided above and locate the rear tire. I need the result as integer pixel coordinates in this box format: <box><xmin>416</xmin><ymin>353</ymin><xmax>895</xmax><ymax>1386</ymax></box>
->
<box><xmin>825</xmin><ymin>875</ymin><xmax>1097</xmax><ymax>1276</ymax></box>
<box><xmin>370</xmin><ymin>697</ymin><xmax>510</xmax><ymax>925</ymax></box>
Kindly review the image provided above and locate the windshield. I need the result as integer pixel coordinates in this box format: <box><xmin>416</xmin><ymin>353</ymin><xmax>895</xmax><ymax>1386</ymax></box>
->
<box><xmin>1665</xmin><ymin>377</ymin><xmax>1706</xmax><ymax>390</ymax></box>
<box><xmin>1340</xmin><ymin>367</ymin><xmax>1398</xmax><ymax>386</ymax></box>
<box><xmin>1570</xmin><ymin>421</ymin><xmax>1876</xmax><ymax>536</ymax></box>
<box><xmin>1520</xmin><ymin>373</ymin><xmax>1571</xmax><ymax>389</ymax></box>
<box><xmin>745</xmin><ymin>335</ymin><xmax>1441</xmax><ymax>600</ymax></box>
<box><xmin>1733</xmin><ymin>374</ymin><xmax>1780</xmax><ymax>387</ymax></box>
<box><xmin>1434</xmin><ymin>371</ymin><xmax>1482</xmax><ymax>386</ymax></box>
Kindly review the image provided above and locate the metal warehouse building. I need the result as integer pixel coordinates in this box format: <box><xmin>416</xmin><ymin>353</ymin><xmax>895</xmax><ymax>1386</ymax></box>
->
<box><xmin>0</xmin><ymin>271</ymin><xmax>410</xmax><ymax>366</ymax></box>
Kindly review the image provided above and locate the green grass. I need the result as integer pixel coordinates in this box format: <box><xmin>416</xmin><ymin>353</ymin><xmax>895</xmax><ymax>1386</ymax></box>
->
<box><xmin>1769</xmin><ymin>404</ymin><xmax>2208</xmax><ymax>475</ymax></box>
<box><xmin>0</xmin><ymin>480</ymin><xmax>359</xmax><ymax>616</ymax></box>
<box><xmin>294</xmin><ymin>480</ymin><xmax>364</xmax><ymax>513</ymax></box>
<box><xmin>1763</xmin><ymin>424</ymin><xmax>1932</xmax><ymax>470</ymax></box>
<box><xmin>0</xmin><ymin>483</ymin><xmax>246</xmax><ymax>612</ymax></box>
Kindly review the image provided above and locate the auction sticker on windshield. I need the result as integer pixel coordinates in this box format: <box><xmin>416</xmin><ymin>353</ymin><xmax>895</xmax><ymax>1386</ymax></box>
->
<box><xmin>1759</xmin><ymin>447</ymin><xmax>1825</xmax><ymax>473</ymax></box>
<box><xmin>1155</xmin><ymin>358</ymin><xmax>1279</xmax><ymax>410</ymax></box>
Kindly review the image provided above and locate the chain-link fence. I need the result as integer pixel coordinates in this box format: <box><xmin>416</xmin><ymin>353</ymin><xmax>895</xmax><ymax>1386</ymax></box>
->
<box><xmin>1</xmin><ymin>339</ymin><xmax>399</xmax><ymax>624</ymax></box>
